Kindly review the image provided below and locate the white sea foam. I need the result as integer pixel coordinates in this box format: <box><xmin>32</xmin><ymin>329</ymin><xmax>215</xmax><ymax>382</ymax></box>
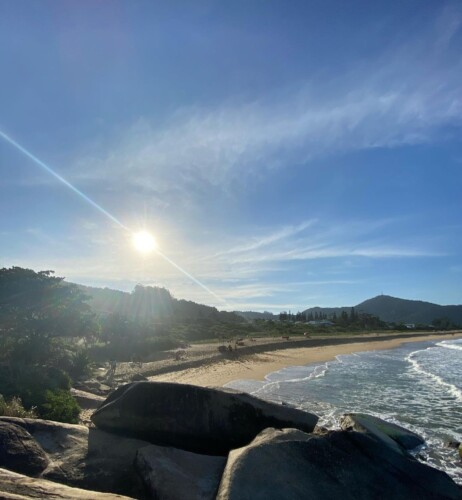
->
<box><xmin>251</xmin><ymin>362</ymin><xmax>330</xmax><ymax>397</ymax></box>
<box><xmin>405</xmin><ymin>349</ymin><xmax>462</xmax><ymax>403</ymax></box>
<box><xmin>230</xmin><ymin>340</ymin><xmax>462</xmax><ymax>484</ymax></box>
<box><xmin>436</xmin><ymin>341</ymin><xmax>462</xmax><ymax>352</ymax></box>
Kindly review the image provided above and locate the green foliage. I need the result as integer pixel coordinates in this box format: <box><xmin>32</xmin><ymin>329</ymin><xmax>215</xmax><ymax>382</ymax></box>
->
<box><xmin>40</xmin><ymin>390</ymin><xmax>80</xmax><ymax>424</ymax></box>
<box><xmin>0</xmin><ymin>365</ymin><xmax>79</xmax><ymax>422</ymax></box>
<box><xmin>0</xmin><ymin>267</ymin><xmax>93</xmax><ymax>423</ymax></box>
<box><xmin>432</xmin><ymin>317</ymin><xmax>459</xmax><ymax>330</ymax></box>
<box><xmin>0</xmin><ymin>395</ymin><xmax>37</xmax><ymax>418</ymax></box>
<box><xmin>0</xmin><ymin>267</ymin><xmax>96</xmax><ymax>365</ymax></box>
<box><xmin>70</xmin><ymin>349</ymin><xmax>92</xmax><ymax>378</ymax></box>
<box><xmin>52</xmin><ymin>347</ymin><xmax>92</xmax><ymax>380</ymax></box>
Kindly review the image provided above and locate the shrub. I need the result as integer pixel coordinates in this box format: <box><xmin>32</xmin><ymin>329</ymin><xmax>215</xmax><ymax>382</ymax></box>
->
<box><xmin>0</xmin><ymin>394</ymin><xmax>37</xmax><ymax>418</ymax></box>
<box><xmin>69</xmin><ymin>349</ymin><xmax>92</xmax><ymax>379</ymax></box>
<box><xmin>0</xmin><ymin>366</ymin><xmax>79</xmax><ymax>423</ymax></box>
<box><xmin>40</xmin><ymin>390</ymin><xmax>80</xmax><ymax>424</ymax></box>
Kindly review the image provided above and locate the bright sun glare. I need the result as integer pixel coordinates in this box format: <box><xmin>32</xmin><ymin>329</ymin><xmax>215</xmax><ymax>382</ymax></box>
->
<box><xmin>132</xmin><ymin>231</ymin><xmax>157</xmax><ymax>254</ymax></box>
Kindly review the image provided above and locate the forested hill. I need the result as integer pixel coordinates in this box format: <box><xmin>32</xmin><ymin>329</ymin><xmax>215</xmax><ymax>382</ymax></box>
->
<box><xmin>355</xmin><ymin>295</ymin><xmax>462</xmax><ymax>324</ymax></box>
<box><xmin>303</xmin><ymin>295</ymin><xmax>462</xmax><ymax>325</ymax></box>
<box><xmin>76</xmin><ymin>283</ymin><xmax>243</xmax><ymax>324</ymax></box>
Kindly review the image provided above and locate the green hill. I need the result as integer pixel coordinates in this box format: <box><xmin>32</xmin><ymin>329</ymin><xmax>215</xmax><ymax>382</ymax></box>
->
<box><xmin>302</xmin><ymin>295</ymin><xmax>462</xmax><ymax>325</ymax></box>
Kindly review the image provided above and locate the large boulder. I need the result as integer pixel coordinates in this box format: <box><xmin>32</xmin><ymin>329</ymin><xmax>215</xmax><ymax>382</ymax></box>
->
<box><xmin>0</xmin><ymin>417</ymin><xmax>150</xmax><ymax>498</ymax></box>
<box><xmin>216</xmin><ymin>427</ymin><xmax>461</xmax><ymax>500</ymax></box>
<box><xmin>0</xmin><ymin>467</ymin><xmax>134</xmax><ymax>499</ymax></box>
<box><xmin>136</xmin><ymin>444</ymin><xmax>226</xmax><ymax>500</ymax></box>
<box><xmin>91</xmin><ymin>382</ymin><xmax>318</xmax><ymax>454</ymax></box>
<box><xmin>340</xmin><ymin>413</ymin><xmax>425</xmax><ymax>451</ymax></box>
<box><xmin>0</xmin><ymin>421</ymin><xmax>49</xmax><ymax>476</ymax></box>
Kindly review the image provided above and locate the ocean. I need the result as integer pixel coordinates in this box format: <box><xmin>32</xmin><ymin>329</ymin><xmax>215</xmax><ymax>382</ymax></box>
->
<box><xmin>226</xmin><ymin>337</ymin><xmax>462</xmax><ymax>485</ymax></box>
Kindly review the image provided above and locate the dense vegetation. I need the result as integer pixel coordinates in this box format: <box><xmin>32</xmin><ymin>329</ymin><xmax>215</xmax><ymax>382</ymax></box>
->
<box><xmin>0</xmin><ymin>266</ymin><xmax>246</xmax><ymax>421</ymax></box>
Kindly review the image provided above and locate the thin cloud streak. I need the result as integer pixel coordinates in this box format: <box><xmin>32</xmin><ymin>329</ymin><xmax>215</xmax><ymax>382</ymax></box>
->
<box><xmin>229</xmin><ymin>245</ymin><xmax>445</xmax><ymax>264</ymax></box>
<box><xmin>211</xmin><ymin>220</ymin><xmax>316</xmax><ymax>258</ymax></box>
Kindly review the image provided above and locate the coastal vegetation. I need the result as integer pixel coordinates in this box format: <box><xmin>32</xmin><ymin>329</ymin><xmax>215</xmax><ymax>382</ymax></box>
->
<box><xmin>1</xmin><ymin>266</ymin><xmax>460</xmax><ymax>425</ymax></box>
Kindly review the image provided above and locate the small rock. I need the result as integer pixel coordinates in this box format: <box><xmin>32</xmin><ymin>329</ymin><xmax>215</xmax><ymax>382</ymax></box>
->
<box><xmin>340</xmin><ymin>413</ymin><xmax>425</xmax><ymax>451</ymax></box>
<box><xmin>71</xmin><ymin>388</ymin><xmax>105</xmax><ymax>409</ymax></box>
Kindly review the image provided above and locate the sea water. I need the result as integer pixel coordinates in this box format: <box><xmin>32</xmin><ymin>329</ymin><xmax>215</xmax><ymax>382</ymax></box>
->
<box><xmin>225</xmin><ymin>337</ymin><xmax>462</xmax><ymax>484</ymax></box>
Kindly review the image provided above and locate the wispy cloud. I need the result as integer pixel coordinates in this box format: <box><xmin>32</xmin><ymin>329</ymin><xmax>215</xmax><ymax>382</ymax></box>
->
<box><xmin>205</xmin><ymin>218</ymin><xmax>443</xmax><ymax>267</ymax></box>
<box><xmin>211</xmin><ymin>220</ymin><xmax>316</xmax><ymax>257</ymax></box>
<box><xmin>68</xmin><ymin>10</ymin><xmax>461</xmax><ymax>207</ymax></box>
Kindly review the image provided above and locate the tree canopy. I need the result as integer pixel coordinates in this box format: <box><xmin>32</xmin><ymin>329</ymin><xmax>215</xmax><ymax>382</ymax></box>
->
<box><xmin>0</xmin><ymin>267</ymin><xmax>95</xmax><ymax>364</ymax></box>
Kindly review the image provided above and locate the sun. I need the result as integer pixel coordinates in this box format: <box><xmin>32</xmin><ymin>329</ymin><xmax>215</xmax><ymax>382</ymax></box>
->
<box><xmin>132</xmin><ymin>230</ymin><xmax>157</xmax><ymax>254</ymax></box>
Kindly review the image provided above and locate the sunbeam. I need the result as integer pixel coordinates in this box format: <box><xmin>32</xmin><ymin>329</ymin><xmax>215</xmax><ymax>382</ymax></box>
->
<box><xmin>0</xmin><ymin>130</ymin><xmax>129</xmax><ymax>230</ymax></box>
<box><xmin>156</xmin><ymin>249</ymin><xmax>230</xmax><ymax>307</ymax></box>
<box><xmin>0</xmin><ymin>130</ymin><xmax>228</xmax><ymax>307</ymax></box>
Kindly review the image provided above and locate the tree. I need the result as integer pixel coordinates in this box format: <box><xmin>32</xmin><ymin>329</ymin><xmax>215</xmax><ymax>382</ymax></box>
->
<box><xmin>340</xmin><ymin>310</ymin><xmax>349</xmax><ymax>326</ymax></box>
<box><xmin>350</xmin><ymin>307</ymin><xmax>356</xmax><ymax>323</ymax></box>
<box><xmin>0</xmin><ymin>267</ymin><xmax>95</xmax><ymax>365</ymax></box>
<box><xmin>0</xmin><ymin>267</ymin><xmax>92</xmax><ymax>422</ymax></box>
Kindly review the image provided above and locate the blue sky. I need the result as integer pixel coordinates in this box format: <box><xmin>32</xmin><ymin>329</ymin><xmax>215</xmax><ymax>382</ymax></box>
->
<box><xmin>1</xmin><ymin>0</ymin><xmax>461</xmax><ymax>312</ymax></box>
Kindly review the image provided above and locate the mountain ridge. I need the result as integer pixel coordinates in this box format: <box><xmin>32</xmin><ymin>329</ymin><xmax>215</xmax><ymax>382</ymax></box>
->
<box><xmin>237</xmin><ymin>295</ymin><xmax>462</xmax><ymax>325</ymax></box>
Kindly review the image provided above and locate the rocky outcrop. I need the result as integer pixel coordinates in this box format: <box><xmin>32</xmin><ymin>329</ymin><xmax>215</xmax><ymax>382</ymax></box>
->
<box><xmin>0</xmin><ymin>421</ymin><xmax>49</xmax><ymax>476</ymax></box>
<box><xmin>91</xmin><ymin>382</ymin><xmax>318</xmax><ymax>454</ymax></box>
<box><xmin>0</xmin><ymin>468</ymin><xmax>134</xmax><ymax>499</ymax></box>
<box><xmin>340</xmin><ymin>413</ymin><xmax>425</xmax><ymax>451</ymax></box>
<box><xmin>0</xmin><ymin>417</ymin><xmax>150</xmax><ymax>498</ymax></box>
<box><xmin>2</xmin><ymin>385</ymin><xmax>458</xmax><ymax>500</ymax></box>
<box><xmin>216</xmin><ymin>427</ymin><xmax>461</xmax><ymax>500</ymax></box>
<box><xmin>136</xmin><ymin>445</ymin><xmax>226</xmax><ymax>500</ymax></box>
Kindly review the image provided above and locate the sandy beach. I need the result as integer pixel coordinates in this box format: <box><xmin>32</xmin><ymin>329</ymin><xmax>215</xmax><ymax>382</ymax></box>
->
<box><xmin>149</xmin><ymin>332</ymin><xmax>462</xmax><ymax>387</ymax></box>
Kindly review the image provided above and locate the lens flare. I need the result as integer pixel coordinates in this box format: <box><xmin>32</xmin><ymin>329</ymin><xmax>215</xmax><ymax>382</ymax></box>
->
<box><xmin>0</xmin><ymin>130</ymin><xmax>128</xmax><ymax>230</ymax></box>
<box><xmin>132</xmin><ymin>231</ymin><xmax>157</xmax><ymax>254</ymax></box>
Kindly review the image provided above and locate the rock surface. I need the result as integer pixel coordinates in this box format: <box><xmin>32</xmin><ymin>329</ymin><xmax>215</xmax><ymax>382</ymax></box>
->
<box><xmin>0</xmin><ymin>417</ymin><xmax>150</xmax><ymax>498</ymax></box>
<box><xmin>0</xmin><ymin>421</ymin><xmax>49</xmax><ymax>476</ymax></box>
<box><xmin>340</xmin><ymin>413</ymin><xmax>425</xmax><ymax>451</ymax></box>
<box><xmin>0</xmin><ymin>468</ymin><xmax>134</xmax><ymax>499</ymax></box>
<box><xmin>136</xmin><ymin>444</ymin><xmax>226</xmax><ymax>500</ymax></box>
<box><xmin>216</xmin><ymin>427</ymin><xmax>461</xmax><ymax>500</ymax></box>
<box><xmin>91</xmin><ymin>381</ymin><xmax>318</xmax><ymax>454</ymax></box>
<box><xmin>70</xmin><ymin>388</ymin><xmax>105</xmax><ymax>409</ymax></box>
<box><xmin>74</xmin><ymin>379</ymin><xmax>111</xmax><ymax>396</ymax></box>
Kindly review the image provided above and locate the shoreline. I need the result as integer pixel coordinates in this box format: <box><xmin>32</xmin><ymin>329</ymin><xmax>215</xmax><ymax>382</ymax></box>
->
<box><xmin>149</xmin><ymin>332</ymin><xmax>462</xmax><ymax>387</ymax></box>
